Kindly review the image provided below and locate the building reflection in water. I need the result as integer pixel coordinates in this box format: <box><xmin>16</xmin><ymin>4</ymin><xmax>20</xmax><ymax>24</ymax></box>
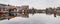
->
<box><xmin>0</xmin><ymin>4</ymin><xmax>60</xmax><ymax>20</ymax></box>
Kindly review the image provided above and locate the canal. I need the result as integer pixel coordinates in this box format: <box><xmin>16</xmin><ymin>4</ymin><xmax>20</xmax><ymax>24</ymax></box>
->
<box><xmin>0</xmin><ymin>13</ymin><xmax>60</xmax><ymax>24</ymax></box>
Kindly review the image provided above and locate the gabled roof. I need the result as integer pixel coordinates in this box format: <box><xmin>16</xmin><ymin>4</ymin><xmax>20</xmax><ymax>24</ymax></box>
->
<box><xmin>0</xmin><ymin>3</ymin><xmax>8</xmax><ymax>6</ymax></box>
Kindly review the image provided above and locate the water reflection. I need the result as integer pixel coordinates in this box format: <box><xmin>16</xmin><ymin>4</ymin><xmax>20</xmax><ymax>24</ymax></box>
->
<box><xmin>0</xmin><ymin>13</ymin><xmax>60</xmax><ymax>24</ymax></box>
<box><xmin>0</xmin><ymin>13</ymin><xmax>29</xmax><ymax>20</ymax></box>
<box><xmin>0</xmin><ymin>12</ymin><xmax>60</xmax><ymax>20</ymax></box>
<box><xmin>0</xmin><ymin>4</ymin><xmax>60</xmax><ymax>24</ymax></box>
<box><xmin>0</xmin><ymin>4</ymin><xmax>60</xmax><ymax>21</ymax></box>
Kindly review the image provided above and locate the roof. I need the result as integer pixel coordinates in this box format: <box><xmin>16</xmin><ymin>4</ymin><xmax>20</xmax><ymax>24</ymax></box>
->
<box><xmin>8</xmin><ymin>6</ymin><xmax>16</xmax><ymax>9</ymax></box>
<box><xmin>0</xmin><ymin>3</ymin><xmax>8</xmax><ymax>6</ymax></box>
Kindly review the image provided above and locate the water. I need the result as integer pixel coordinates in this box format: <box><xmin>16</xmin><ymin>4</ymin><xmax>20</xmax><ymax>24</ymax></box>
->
<box><xmin>0</xmin><ymin>13</ymin><xmax>60</xmax><ymax>24</ymax></box>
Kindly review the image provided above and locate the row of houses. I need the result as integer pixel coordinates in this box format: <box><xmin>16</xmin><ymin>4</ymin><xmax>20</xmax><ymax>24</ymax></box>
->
<box><xmin>0</xmin><ymin>4</ymin><xmax>29</xmax><ymax>20</ymax></box>
<box><xmin>0</xmin><ymin>3</ymin><xmax>60</xmax><ymax>20</ymax></box>
<box><xmin>45</xmin><ymin>7</ymin><xmax>60</xmax><ymax>17</ymax></box>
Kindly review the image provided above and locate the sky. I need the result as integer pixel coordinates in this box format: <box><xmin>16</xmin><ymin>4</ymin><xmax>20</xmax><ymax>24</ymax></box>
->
<box><xmin>0</xmin><ymin>0</ymin><xmax>60</xmax><ymax>9</ymax></box>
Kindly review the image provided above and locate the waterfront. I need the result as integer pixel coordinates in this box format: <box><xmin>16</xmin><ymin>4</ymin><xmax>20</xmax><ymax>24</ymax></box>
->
<box><xmin>0</xmin><ymin>0</ymin><xmax>60</xmax><ymax>24</ymax></box>
<box><xmin>0</xmin><ymin>13</ymin><xmax>60</xmax><ymax>24</ymax></box>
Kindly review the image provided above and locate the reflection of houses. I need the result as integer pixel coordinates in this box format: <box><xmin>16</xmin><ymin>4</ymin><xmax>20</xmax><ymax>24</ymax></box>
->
<box><xmin>0</xmin><ymin>4</ymin><xmax>17</xmax><ymax>20</ymax></box>
<box><xmin>0</xmin><ymin>4</ymin><xmax>9</xmax><ymax>20</ymax></box>
<box><xmin>46</xmin><ymin>7</ymin><xmax>53</xmax><ymax>14</ymax></box>
<box><xmin>0</xmin><ymin>4</ymin><xmax>29</xmax><ymax>20</ymax></box>
<box><xmin>55</xmin><ymin>7</ymin><xmax>60</xmax><ymax>16</ymax></box>
<box><xmin>1</xmin><ymin>4</ymin><xmax>60</xmax><ymax>20</ymax></box>
<box><xmin>45</xmin><ymin>7</ymin><xmax>60</xmax><ymax>17</ymax></box>
<box><xmin>16</xmin><ymin>5</ymin><xmax>29</xmax><ymax>18</ymax></box>
<box><xmin>8</xmin><ymin>6</ymin><xmax>17</xmax><ymax>16</ymax></box>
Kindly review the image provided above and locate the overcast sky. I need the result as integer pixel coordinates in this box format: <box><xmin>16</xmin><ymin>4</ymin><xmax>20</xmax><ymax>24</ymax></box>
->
<box><xmin>0</xmin><ymin>0</ymin><xmax>60</xmax><ymax>9</ymax></box>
